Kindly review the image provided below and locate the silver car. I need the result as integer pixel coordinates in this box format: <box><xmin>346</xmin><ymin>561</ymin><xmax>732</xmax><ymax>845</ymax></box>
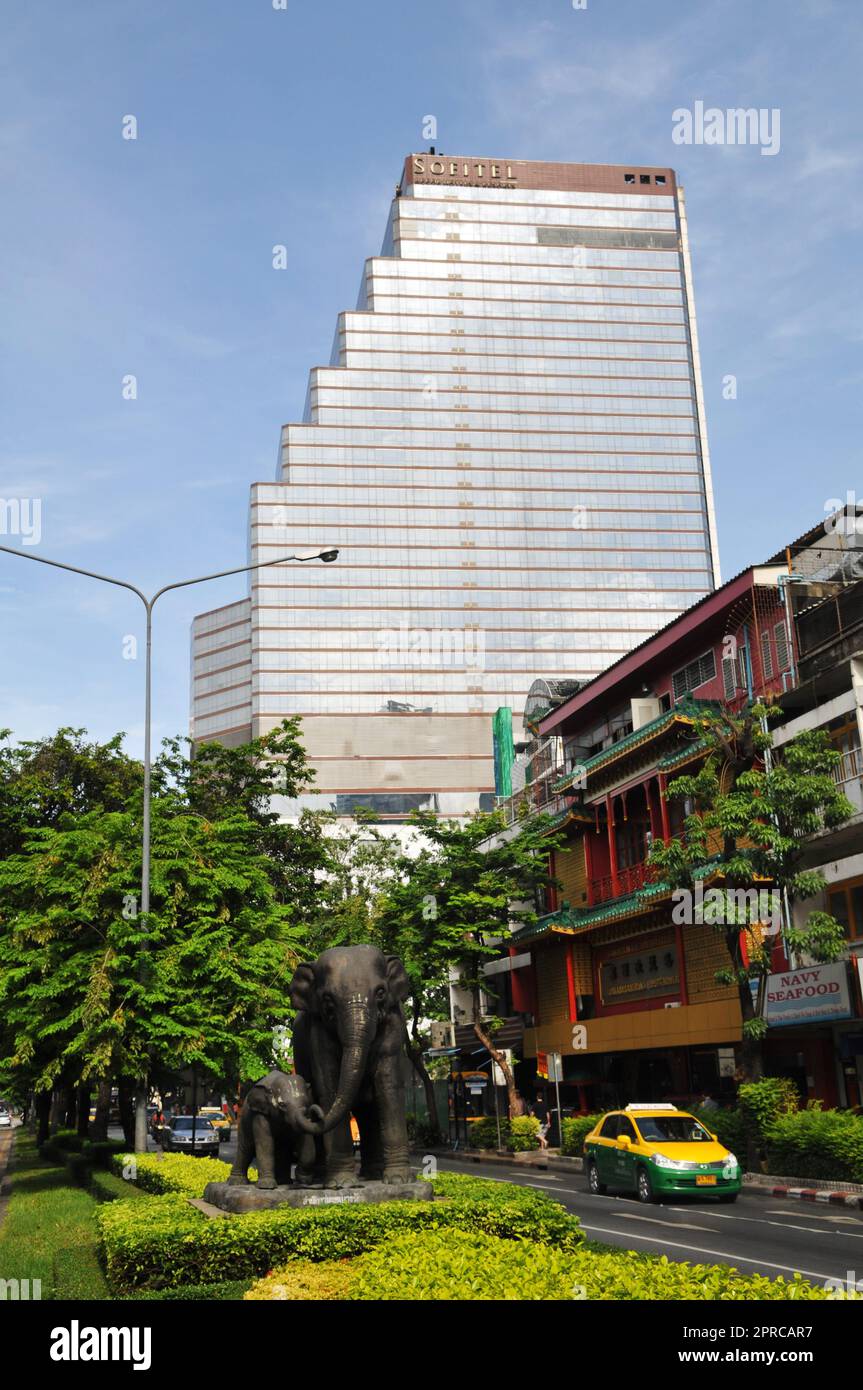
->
<box><xmin>162</xmin><ymin>1116</ymin><xmax>219</xmax><ymax>1158</ymax></box>
<box><xmin>0</xmin><ymin>1108</ymin><xmax>11</xmax><ymax>1129</ymax></box>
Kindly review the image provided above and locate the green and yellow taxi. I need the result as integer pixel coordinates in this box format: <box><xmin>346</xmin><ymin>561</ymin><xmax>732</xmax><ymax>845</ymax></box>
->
<box><xmin>584</xmin><ymin>1103</ymin><xmax>741</xmax><ymax>1204</ymax></box>
<box><xmin>197</xmin><ymin>1106</ymin><xmax>232</xmax><ymax>1143</ymax></box>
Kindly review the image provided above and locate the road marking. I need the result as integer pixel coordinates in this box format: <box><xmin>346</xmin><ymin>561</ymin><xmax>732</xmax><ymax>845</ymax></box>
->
<box><xmin>766</xmin><ymin>1208</ymin><xmax>863</xmax><ymax>1225</ymax></box>
<box><xmin>579</xmin><ymin>1223</ymin><xmax>840</xmax><ymax>1283</ymax></box>
<box><xmin>617</xmin><ymin>1212</ymin><xmax>716</xmax><ymax>1232</ymax></box>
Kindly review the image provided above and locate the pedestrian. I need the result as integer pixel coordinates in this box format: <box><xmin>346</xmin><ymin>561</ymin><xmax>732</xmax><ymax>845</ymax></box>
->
<box><xmin>536</xmin><ymin>1115</ymin><xmax>550</xmax><ymax>1151</ymax></box>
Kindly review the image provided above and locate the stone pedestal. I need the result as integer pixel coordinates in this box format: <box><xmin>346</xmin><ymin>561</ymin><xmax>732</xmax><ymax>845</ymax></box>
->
<box><xmin>202</xmin><ymin>1179</ymin><xmax>434</xmax><ymax>1214</ymax></box>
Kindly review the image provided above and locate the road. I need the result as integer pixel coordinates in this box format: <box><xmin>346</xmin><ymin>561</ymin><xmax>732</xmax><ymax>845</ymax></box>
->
<box><xmin>425</xmin><ymin>1152</ymin><xmax>863</xmax><ymax>1290</ymax></box>
<box><xmin>123</xmin><ymin>1129</ymin><xmax>863</xmax><ymax>1290</ymax></box>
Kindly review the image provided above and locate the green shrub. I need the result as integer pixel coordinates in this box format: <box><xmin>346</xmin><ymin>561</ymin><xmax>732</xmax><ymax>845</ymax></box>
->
<box><xmin>133</xmin><ymin>1280</ymin><xmax>253</xmax><ymax>1301</ymax></box>
<box><xmin>406</xmin><ymin>1116</ymin><xmax>445</xmax><ymax>1148</ymax></box>
<box><xmin>110</xmin><ymin>1150</ymin><xmax>232</xmax><ymax>1197</ymax></box>
<box><xmin>245</xmin><ymin>1265</ymin><xmax>354</xmax><ymax>1301</ymax></box>
<box><xmin>689</xmin><ymin>1106</ymin><xmax>746</xmax><ymax>1155</ymax></box>
<box><xmin>97</xmin><ymin>1171</ymin><xmax>583</xmax><ymax>1292</ymax></box>
<box><xmin>765</xmin><ymin>1104</ymin><xmax>863</xmax><ymax>1183</ymax></box>
<box><xmin>561</xmin><ymin>1114</ymin><xmax>602</xmax><ymax>1157</ymax></box>
<box><xmin>246</xmin><ymin>1229</ymin><xmax>840</xmax><ymax>1302</ymax></box>
<box><xmin>84</xmin><ymin>1139</ymin><xmax>128</xmax><ymax>1169</ymax></box>
<box><xmin>467</xmin><ymin>1116</ymin><xmax>510</xmax><ymax>1150</ymax></box>
<box><xmin>509</xmin><ymin>1115</ymin><xmax>540</xmax><ymax>1151</ymax></box>
<box><xmin>52</xmin><ymin>1129</ymin><xmax>85</xmax><ymax>1152</ymax></box>
<box><xmin>65</xmin><ymin>1152</ymin><xmax>92</xmax><ymax>1186</ymax></box>
<box><xmin>739</xmin><ymin>1078</ymin><xmax>799</xmax><ymax>1146</ymax></box>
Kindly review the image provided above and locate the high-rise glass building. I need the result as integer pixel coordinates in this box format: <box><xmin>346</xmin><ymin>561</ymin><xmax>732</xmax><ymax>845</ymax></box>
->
<box><xmin>190</xmin><ymin>154</ymin><xmax>719</xmax><ymax>819</ymax></box>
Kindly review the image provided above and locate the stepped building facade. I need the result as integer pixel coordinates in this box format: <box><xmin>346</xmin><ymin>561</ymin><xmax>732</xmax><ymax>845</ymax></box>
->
<box><xmin>190</xmin><ymin>154</ymin><xmax>720</xmax><ymax>819</ymax></box>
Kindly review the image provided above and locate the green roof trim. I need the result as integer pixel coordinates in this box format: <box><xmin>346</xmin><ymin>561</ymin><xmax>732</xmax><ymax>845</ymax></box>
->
<box><xmin>512</xmin><ymin>854</ymin><xmax>727</xmax><ymax>942</ymax></box>
<box><xmin>551</xmin><ymin>699</ymin><xmax>720</xmax><ymax>790</ymax></box>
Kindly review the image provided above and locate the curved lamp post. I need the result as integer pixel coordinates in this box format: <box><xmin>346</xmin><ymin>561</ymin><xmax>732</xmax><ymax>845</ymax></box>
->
<box><xmin>0</xmin><ymin>542</ymin><xmax>339</xmax><ymax>1148</ymax></box>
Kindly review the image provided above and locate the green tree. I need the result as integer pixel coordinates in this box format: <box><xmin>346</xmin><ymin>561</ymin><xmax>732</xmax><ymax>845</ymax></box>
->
<box><xmin>0</xmin><ymin>726</ymin><xmax>141</xmax><ymax>859</ymax></box>
<box><xmin>0</xmin><ymin>802</ymin><xmax>306</xmax><ymax>1144</ymax></box>
<box><xmin>0</xmin><ymin>718</ymin><xmax>328</xmax><ymax>1148</ymax></box>
<box><xmin>649</xmin><ymin>704</ymin><xmax>853</xmax><ymax>1090</ymax></box>
<box><xmin>377</xmin><ymin>809</ymin><xmax>563</xmax><ymax>1120</ymax></box>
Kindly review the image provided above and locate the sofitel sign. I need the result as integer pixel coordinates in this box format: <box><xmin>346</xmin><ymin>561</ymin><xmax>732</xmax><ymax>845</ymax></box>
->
<box><xmin>412</xmin><ymin>157</ymin><xmax>517</xmax><ymax>183</ymax></box>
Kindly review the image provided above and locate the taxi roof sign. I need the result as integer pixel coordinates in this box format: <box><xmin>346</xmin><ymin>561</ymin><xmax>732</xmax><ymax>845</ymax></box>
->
<box><xmin>625</xmin><ymin>1102</ymin><xmax>678</xmax><ymax>1111</ymax></box>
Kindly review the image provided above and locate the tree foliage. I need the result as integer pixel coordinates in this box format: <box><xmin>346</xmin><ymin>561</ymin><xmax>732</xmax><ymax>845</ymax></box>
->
<box><xmin>648</xmin><ymin>703</ymin><xmax>852</xmax><ymax>1075</ymax></box>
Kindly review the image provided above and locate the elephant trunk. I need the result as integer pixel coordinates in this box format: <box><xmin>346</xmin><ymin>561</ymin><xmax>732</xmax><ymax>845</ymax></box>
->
<box><xmin>314</xmin><ymin>1006</ymin><xmax>376</xmax><ymax>1135</ymax></box>
<box><xmin>293</xmin><ymin>1104</ymin><xmax>325</xmax><ymax>1136</ymax></box>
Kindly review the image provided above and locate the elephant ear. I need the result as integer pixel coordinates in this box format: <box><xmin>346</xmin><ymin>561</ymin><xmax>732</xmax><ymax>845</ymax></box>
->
<box><xmin>385</xmin><ymin>954</ymin><xmax>411</xmax><ymax>1003</ymax></box>
<box><xmin>289</xmin><ymin>962</ymin><xmax>318</xmax><ymax>1013</ymax></box>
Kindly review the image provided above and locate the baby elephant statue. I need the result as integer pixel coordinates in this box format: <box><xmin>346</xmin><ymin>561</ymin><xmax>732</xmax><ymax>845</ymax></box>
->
<box><xmin>228</xmin><ymin>1070</ymin><xmax>324</xmax><ymax>1190</ymax></box>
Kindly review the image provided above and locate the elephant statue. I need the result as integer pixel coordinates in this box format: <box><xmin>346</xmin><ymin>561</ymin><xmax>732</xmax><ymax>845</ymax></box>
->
<box><xmin>227</xmin><ymin>1069</ymin><xmax>323</xmax><ymax>1190</ymax></box>
<box><xmin>290</xmin><ymin>945</ymin><xmax>412</xmax><ymax>1188</ymax></box>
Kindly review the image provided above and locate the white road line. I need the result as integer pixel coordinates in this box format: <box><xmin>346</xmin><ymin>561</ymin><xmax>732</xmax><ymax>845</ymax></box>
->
<box><xmin>766</xmin><ymin>1208</ymin><xmax>863</xmax><ymax>1225</ymax></box>
<box><xmin>617</xmin><ymin>1212</ymin><xmax>716</xmax><ymax>1232</ymax></box>
<box><xmin>579</xmin><ymin>1223</ymin><xmax>839</xmax><ymax>1282</ymax></box>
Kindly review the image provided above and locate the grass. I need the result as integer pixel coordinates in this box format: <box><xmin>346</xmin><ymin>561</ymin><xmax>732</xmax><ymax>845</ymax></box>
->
<box><xmin>0</xmin><ymin>1132</ymin><xmax>109</xmax><ymax>1299</ymax></box>
<box><xmin>0</xmin><ymin>1133</ymin><xmax>251</xmax><ymax>1301</ymax></box>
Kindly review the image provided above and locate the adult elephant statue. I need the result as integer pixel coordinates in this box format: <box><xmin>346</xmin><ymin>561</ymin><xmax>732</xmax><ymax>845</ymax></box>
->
<box><xmin>290</xmin><ymin>945</ymin><xmax>412</xmax><ymax>1188</ymax></box>
<box><xmin>227</xmin><ymin>1070</ymin><xmax>323</xmax><ymax>1190</ymax></box>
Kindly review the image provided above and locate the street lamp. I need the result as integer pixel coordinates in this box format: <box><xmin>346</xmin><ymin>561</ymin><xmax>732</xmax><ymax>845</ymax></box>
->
<box><xmin>0</xmin><ymin>542</ymin><xmax>339</xmax><ymax>1148</ymax></box>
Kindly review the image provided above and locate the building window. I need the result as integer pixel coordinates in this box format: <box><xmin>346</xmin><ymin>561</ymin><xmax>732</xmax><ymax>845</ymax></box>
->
<box><xmin>760</xmin><ymin>630</ymin><xmax>774</xmax><ymax>680</ymax></box>
<box><xmin>672</xmin><ymin>649</ymin><xmax>717</xmax><ymax>703</ymax></box>
<box><xmin>655</xmin><ymin>174</ymin><xmax>667</xmax><ymax>185</ymax></box>
<box><xmin>624</xmin><ymin>173</ymin><xmax>636</xmax><ymax>184</ymax></box>
<box><xmin>640</xmin><ymin>174</ymin><xmax>651</xmax><ymax>184</ymax></box>
<box><xmin>774</xmin><ymin>621</ymin><xmax>790</xmax><ymax>672</ymax></box>
<box><xmin>722</xmin><ymin>656</ymin><xmax>737</xmax><ymax>701</ymax></box>
<box><xmin>828</xmin><ymin>878</ymin><xmax>863</xmax><ymax>940</ymax></box>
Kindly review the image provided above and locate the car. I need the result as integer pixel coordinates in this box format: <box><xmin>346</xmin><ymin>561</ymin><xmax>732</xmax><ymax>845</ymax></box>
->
<box><xmin>0</xmin><ymin>1108</ymin><xmax>12</xmax><ymax>1129</ymax></box>
<box><xmin>584</xmin><ymin>1102</ymin><xmax>742</xmax><ymax>1205</ymax></box>
<box><xmin>197</xmin><ymin>1106</ymin><xmax>232</xmax><ymax>1143</ymax></box>
<box><xmin>162</xmin><ymin>1116</ymin><xmax>220</xmax><ymax>1158</ymax></box>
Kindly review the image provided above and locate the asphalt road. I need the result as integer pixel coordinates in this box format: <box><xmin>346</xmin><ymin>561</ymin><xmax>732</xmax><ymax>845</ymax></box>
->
<box><xmin>124</xmin><ymin>1129</ymin><xmax>863</xmax><ymax>1290</ymax></box>
<box><xmin>424</xmin><ymin>1152</ymin><xmax>863</xmax><ymax>1291</ymax></box>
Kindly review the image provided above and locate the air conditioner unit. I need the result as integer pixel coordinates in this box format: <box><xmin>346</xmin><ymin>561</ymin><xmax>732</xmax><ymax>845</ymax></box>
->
<box><xmin>663</xmin><ymin>1001</ymin><xmax>682</xmax><ymax>1010</ymax></box>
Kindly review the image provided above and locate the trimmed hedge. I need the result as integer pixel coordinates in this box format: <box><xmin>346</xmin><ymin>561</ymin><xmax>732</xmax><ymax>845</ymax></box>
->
<box><xmin>110</xmin><ymin>1151</ymin><xmax>235</xmax><ymax>1196</ymax></box>
<box><xmin>509</xmin><ymin>1116</ymin><xmax>540</xmax><ymax>1151</ymax></box>
<box><xmin>96</xmin><ymin>1170</ymin><xmax>584</xmax><ymax>1292</ymax></box>
<box><xmin>132</xmin><ymin>1280</ymin><xmax>253</xmax><ymax>1302</ymax></box>
<box><xmin>468</xmin><ymin>1117</ymin><xmax>510</xmax><ymax>1150</ymax></box>
<box><xmin>467</xmin><ymin>1115</ymin><xmax>539</xmax><ymax>1152</ymax></box>
<box><xmin>561</xmin><ymin>1114</ymin><xmax>602</xmax><ymax>1157</ymax></box>
<box><xmin>766</xmin><ymin>1105</ymin><xmax>863</xmax><ymax>1183</ymax></box>
<box><xmin>246</xmin><ymin>1228</ymin><xmax>845</xmax><ymax>1302</ymax></box>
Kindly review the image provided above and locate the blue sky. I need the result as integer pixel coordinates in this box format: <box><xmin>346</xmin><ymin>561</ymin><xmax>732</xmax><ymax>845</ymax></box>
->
<box><xmin>1</xmin><ymin>0</ymin><xmax>860</xmax><ymax>754</ymax></box>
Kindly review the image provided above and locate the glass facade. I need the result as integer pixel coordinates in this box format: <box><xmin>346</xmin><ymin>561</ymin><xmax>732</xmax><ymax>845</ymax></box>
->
<box><xmin>190</xmin><ymin>156</ymin><xmax>718</xmax><ymax>818</ymax></box>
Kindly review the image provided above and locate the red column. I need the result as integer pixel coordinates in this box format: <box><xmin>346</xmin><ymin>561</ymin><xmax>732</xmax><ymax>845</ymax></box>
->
<box><xmin>606</xmin><ymin>794</ymin><xmax>619</xmax><ymax>897</ymax></box>
<box><xmin>584</xmin><ymin>829</ymin><xmax>595</xmax><ymax>907</ymax></box>
<box><xmin>565</xmin><ymin>945</ymin><xmax>578</xmax><ymax>1022</ymax></box>
<box><xmin>658</xmin><ymin>772</ymin><xmax>671</xmax><ymax>844</ymax></box>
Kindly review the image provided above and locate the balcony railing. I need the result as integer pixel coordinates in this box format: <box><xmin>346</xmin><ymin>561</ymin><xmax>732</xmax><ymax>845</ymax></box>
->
<box><xmin>833</xmin><ymin>748</ymin><xmax>863</xmax><ymax>815</ymax></box>
<box><xmin>495</xmin><ymin>781</ymin><xmax>570</xmax><ymax>827</ymax></box>
<box><xmin>590</xmin><ymin>859</ymin><xmax>657</xmax><ymax>904</ymax></box>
